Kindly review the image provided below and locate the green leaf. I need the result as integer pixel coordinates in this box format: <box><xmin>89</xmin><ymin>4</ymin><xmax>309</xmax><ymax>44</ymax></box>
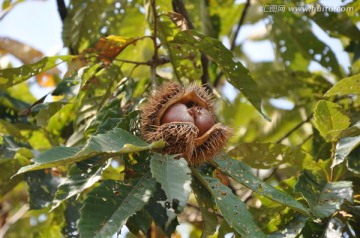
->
<box><xmin>78</xmin><ymin>171</ymin><xmax>156</xmax><ymax>238</ymax></box>
<box><xmin>229</xmin><ymin>142</ymin><xmax>312</xmax><ymax>169</ymax></box>
<box><xmin>271</xmin><ymin>13</ymin><xmax>342</xmax><ymax>77</ymax></box>
<box><xmin>0</xmin><ymin>148</ymin><xmax>31</xmax><ymax>196</ymax></box>
<box><xmin>126</xmin><ymin>210</ymin><xmax>152</xmax><ymax>236</ymax></box>
<box><xmin>16</xmin><ymin>128</ymin><xmax>165</xmax><ymax>174</ymax></box>
<box><xmin>0</xmin><ymin>118</ymin><xmax>27</xmax><ymax>140</ymax></box>
<box><xmin>324</xmin><ymin>73</ymin><xmax>360</xmax><ymax>97</ymax></box>
<box><xmin>52</xmin><ymin>160</ymin><xmax>110</xmax><ymax>209</ymax></box>
<box><xmin>0</xmin><ymin>55</ymin><xmax>74</xmax><ymax>88</ymax></box>
<box><xmin>347</xmin><ymin>147</ymin><xmax>360</xmax><ymax>174</ymax></box>
<box><xmin>193</xmin><ymin>169</ymin><xmax>265</xmax><ymax>238</ymax></box>
<box><xmin>173</xmin><ymin>30</ymin><xmax>268</xmax><ymax>120</ymax></box>
<box><xmin>214</xmin><ymin>155</ymin><xmax>310</xmax><ymax>216</ymax></box>
<box><xmin>191</xmin><ymin>174</ymin><xmax>218</xmax><ymax>237</ymax></box>
<box><xmin>25</xmin><ymin>170</ymin><xmax>61</xmax><ymax>209</ymax></box>
<box><xmin>150</xmin><ymin>154</ymin><xmax>192</xmax><ymax>213</ymax></box>
<box><xmin>294</xmin><ymin>170</ymin><xmax>353</xmax><ymax>218</ymax></box>
<box><xmin>143</xmin><ymin>185</ymin><xmax>179</xmax><ymax>236</ymax></box>
<box><xmin>34</xmin><ymin>101</ymin><xmax>68</xmax><ymax>127</ymax></box>
<box><xmin>313</xmin><ymin>100</ymin><xmax>350</xmax><ymax>142</ymax></box>
<box><xmin>332</xmin><ymin>136</ymin><xmax>360</xmax><ymax>168</ymax></box>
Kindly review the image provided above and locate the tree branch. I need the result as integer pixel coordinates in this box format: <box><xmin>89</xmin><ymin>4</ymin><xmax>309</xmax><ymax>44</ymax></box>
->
<box><xmin>230</xmin><ymin>0</ymin><xmax>250</xmax><ymax>51</ymax></box>
<box><xmin>56</xmin><ymin>0</ymin><xmax>68</xmax><ymax>22</ymax></box>
<box><xmin>150</xmin><ymin>0</ymin><xmax>159</xmax><ymax>88</ymax></box>
<box><xmin>172</xmin><ymin>0</ymin><xmax>211</xmax><ymax>89</ymax></box>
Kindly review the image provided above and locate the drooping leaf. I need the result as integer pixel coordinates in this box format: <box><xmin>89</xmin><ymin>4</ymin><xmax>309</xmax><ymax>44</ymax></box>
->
<box><xmin>313</xmin><ymin>100</ymin><xmax>350</xmax><ymax>142</ymax></box>
<box><xmin>324</xmin><ymin>73</ymin><xmax>360</xmax><ymax>98</ymax></box>
<box><xmin>25</xmin><ymin>170</ymin><xmax>61</xmax><ymax>210</ymax></box>
<box><xmin>78</xmin><ymin>171</ymin><xmax>156</xmax><ymax>238</ymax></box>
<box><xmin>0</xmin><ymin>118</ymin><xmax>27</xmax><ymax>140</ymax></box>
<box><xmin>228</xmin><ymin>142</ymin><xmax>312</xmax><ymax>169</ymax></box>
<box><xmin>126</xmin><ymin>210</ymin><xmax>152</xmax><ymax>236</ymax></box>
<box><xmin>193</xmin><ymin>169</ymin><xmax>265</xmax><ymax>238</ymax></box>
<box><xmin>294</xmin><ymin>170</ymin><xmax>353</xmax><ymax>218</ymax></box>
<box><xmin>52</xmin><ymin>159</ymin><xmax>110</xmax><ymax>209</ymax></box>
<box><xmin>0</xmin><ymin>55</ymin><xmax>74</xmax><ymax>88</ymax></box>
<box><xmin>347</xmin><ymin>147</ymin><xmax>360</xmax><ymax>174</ymax></box>
<box><xmin>191</xmin><ymin>174</ymin><xmax>218</xmax><ymax>238</ymax></box>
<box><xmin>0</xmin><ymin>148</ymin><xmax>32</xmax><ymax>196</ymax></box>
<box><xmin>16</xmin><ymin>128</ymin><xmax>165</xmax><ymax>174</ymax></box>
<box><xmin>271</xmin><ymin>12</ymin><xmax>342</xmax><ymax>77</ymax></box>
<box><xmin>332</xmin><ymin>136</ymin><xmax>360</xmax><ymax>168</ymax></box>
<box><xmin>150</xmin><ymin>154</ymin><xmax>192</xmax><ymax>213</ymax></box>
<box><xmin>62</xmin><ymin>197</ymin><xmax>82</xmax><ymax>238</ymax></box>
<box><xmin>34</xmin><ymin>101</ymin><xmax>68</xmax><ymax>127</ymax></box>
<box><xmin>143</xmin><ymin>184</ymin><xmax>179</xmax><ymax>236</ymax></box>
<box><xmin>173</xmin><ymin>30</ymin><xmax>268</xmax><ymax>120</ymax></box>
<box><xmin>214</xmin><ymin>155</ymin><xmax>310</xmax><ymax>216</ymax></box>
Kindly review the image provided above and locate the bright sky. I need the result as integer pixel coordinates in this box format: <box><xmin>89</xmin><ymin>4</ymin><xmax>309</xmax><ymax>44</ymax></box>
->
<box><xmin>0</xmin><ymin>0</ymin><xmax>355</xmax><ymax>101</ymax></box>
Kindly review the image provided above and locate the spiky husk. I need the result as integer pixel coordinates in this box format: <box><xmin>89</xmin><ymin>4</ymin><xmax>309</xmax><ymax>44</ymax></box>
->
<box><xmin>140</xmin><ymin>82</ymin><xmax>183</xmax><ymax>139</ymax></box>
<box><xmin>144</xmin><ymin>122</ymin><xmax>198</xmax><ymax>160</ymax></box>
<box><xmin>192</xmin><ymin>124</ymin><xmax>233</xmax><ymax>165</ymax></box>
<box><xmin>140</xmin><ymin>82</ymin><xmax>232</xmax><ymax>166</ymax></box>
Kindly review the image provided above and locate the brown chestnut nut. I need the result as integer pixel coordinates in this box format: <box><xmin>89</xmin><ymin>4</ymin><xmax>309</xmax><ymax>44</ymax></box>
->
<box><xmin>161</xmin><ymin>103</ymin><xmax>194</xmax><ymax>124</ymax></box>
<box><xmin>189</xmin><ymin>106</ymin><xmax>215</xmax><ymax>136</ymax></box>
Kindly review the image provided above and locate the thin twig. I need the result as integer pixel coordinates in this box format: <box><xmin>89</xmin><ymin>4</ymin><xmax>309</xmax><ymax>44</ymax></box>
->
<box><xmin>150</xmin><ymin>0</ymin><xmax>159</xmax><ymax>89</ymax></box>
<box><xmin>0</xmin><ymin>204</ymin><xmax>29</xmax><ymax>237</ymax></box>
<box><xmin>214</xmin><ymin>0</ymin><xmax>251</xmax><ymax>88</ymax></box>
<box><xmin>276</xmin><ymin>113</ymin><xmax>313</xmax><ymax>144</ymax></box>
<box><xmin>230</xmin><ymin>0</ymin><xmax>250</xmax><ymax>51</ymax></box>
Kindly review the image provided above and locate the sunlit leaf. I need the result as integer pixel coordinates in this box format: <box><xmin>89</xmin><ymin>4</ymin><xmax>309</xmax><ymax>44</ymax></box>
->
<box><xmin>52</xmin><ymin>160</ymin><xmax>110</xmax><ymax>209</ymax></box>
<box><xmin>332</xmin><ymin>136</ymin><xmax>360</xmax><ymax>168</ymax></box>
<box><xmin>16</xmin><ymin>128</ymin><xmax>165</xmax><ymax>174</ymax></box>
<box><xmin>150</xmin><ymin>154</ymin><xmax>192</xmax><ymax>213</ymax></box>
<box><xmin>214</xmin><ymin>155</ymin><xmax>310</xmax><ymax>216</ymax></box>
<box><xmin>324</xmin><ymin>73</ymin><xmax>360</xmax><ymax>97</ymax></box>
<box><xmin>34</xmin><ymin>101</ymin><xmax>68</xmax><ymax>127</ymax></box>
<box><xmin>0</xmin><ymin>118</ymin><xmax>26</xmax><ymax>140</ymax></box>
<box><xmin>313</xmin><ymin>100</ymin><xmax>350</xmax><ymax>142</ymax></box>
<box><xmin>0</xmin><ymin>55</ymin><xmax>74</xmax><ymax>88</ymax></box>
<box><xmin>0</xmin><ymin>148</ymin><xmax>31</xmax><ymax>196</ymax></box>
<box><xmin>294</xmin><ymin>170</ymin><xmax>353</xmax><ymax>218</ymax></box>
<box><xmin>193</xmin><ymin>169</ymin><xmax>265</xmax><ymax>238</ymax></box>
<box><xmin>173</xmin><ymin>30</ymin><xmax>268</xmax><ymax>120</ymax></box>
<box><xmin>78</xmin><ymin>171</ymin><xmax>156</xmax><ymax>238</ymax></box>
<box><xmin>229</xmin><ymin>142</ymin><xmax>312</xmax><ymax>169</ymax></box>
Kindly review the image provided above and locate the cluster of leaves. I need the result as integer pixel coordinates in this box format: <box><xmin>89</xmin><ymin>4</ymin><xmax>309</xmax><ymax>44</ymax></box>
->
<box><xmin>1</xmin><ymin>0</ymin><xmax>360</xmax><ymax>237</ymax></box>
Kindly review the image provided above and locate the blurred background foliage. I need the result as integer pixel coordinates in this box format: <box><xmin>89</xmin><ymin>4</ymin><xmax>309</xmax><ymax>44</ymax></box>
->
<box><xmin>1</xmin><ymin>0</ymin><xmax>360</xmax><ymax>237</ymax></box>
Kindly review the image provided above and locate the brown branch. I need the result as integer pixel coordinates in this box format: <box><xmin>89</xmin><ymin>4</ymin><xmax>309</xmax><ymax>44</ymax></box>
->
<box><xmin>150</xmin><ymin>0</ymin><xmax>159</xmax><ymax>88</ymax></box>
<box><xmin>172</xmin><ymin>0</ymin><xmax>211</xmax><ymax>89</ymax></box>
<box><xmin>56</xmin><ymin>0</ymin><xmax>68</xmax><ymax>22</ymax></box>
<box><xmin>230</xmin><ymin>0</ymin><xmax>250</xmax><ymax>51</ymax></box>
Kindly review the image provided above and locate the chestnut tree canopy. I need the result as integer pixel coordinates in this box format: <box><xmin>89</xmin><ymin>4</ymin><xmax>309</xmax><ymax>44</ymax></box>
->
<box><xmin>1</xmin><ymin>0</ymin><xmax>360</xmax><ymax>237</ymax></box>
